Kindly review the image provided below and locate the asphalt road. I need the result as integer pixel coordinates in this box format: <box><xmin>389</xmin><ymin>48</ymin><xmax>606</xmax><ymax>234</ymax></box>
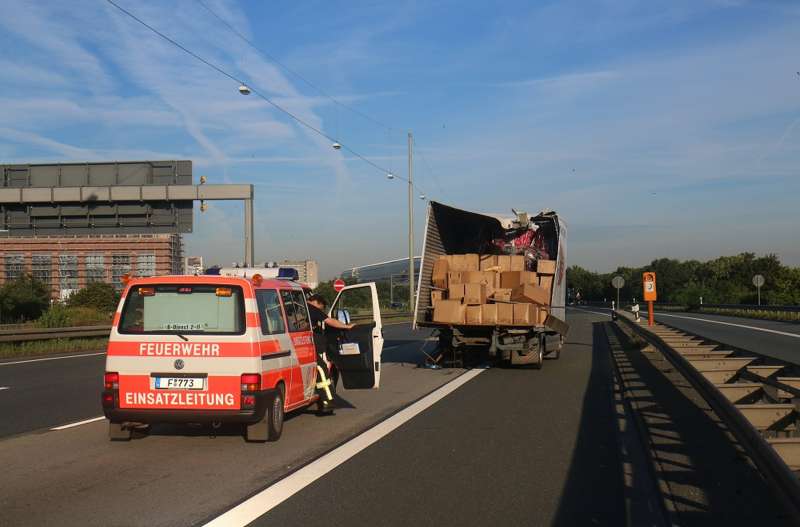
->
<box><xmin>575</xmin><ymin>306</ymin><xmax>800</xmax><ymax>365</ymax></box>
<box><xmin>0</xmin><ymin>351</ymin><xmax>106</xmax><ymax>438</ymax></box>
<box><xmin>249</xmin><ymin>310</ymin><xmax>624</xmax><ymax>526</ymax></box>
<box><xmin>0</xmin><ymin>313</ymin><xmax>624</xmax><ymax>527</ymax></box>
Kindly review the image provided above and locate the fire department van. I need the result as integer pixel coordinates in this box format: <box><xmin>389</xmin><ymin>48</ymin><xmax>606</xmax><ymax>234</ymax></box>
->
<box><xmin>101</xmin><ymin>274</ymin><xmax>383</xmax><ymax>442</ymax></box>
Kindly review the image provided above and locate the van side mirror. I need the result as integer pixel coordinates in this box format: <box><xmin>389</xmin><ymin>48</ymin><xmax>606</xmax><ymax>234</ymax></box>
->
<box><xmin>337</xmin><ymin>309</ymin><xmax>351</xmax><ymax>325</ymax></box>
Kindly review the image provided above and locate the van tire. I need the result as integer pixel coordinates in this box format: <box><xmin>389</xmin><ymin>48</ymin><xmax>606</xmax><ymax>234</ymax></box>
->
<box><xmin>109</xmin><ymin>422</ymin><xmax>131</xmax><ymax>441</ymax></box>
<box><xmin>246</xmin><ymin>388</ymin><xmax>284</xmax><ymax>442</ymax></box>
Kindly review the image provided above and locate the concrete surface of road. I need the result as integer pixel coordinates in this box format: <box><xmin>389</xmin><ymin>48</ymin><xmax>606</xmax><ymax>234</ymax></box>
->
<box><xmin>0</xmin><ymin>312</ymin><xmax>622</xmax><ymax>526</ymax></box>
<box><xmin>576</xmin><ymin>306</ymin><xmax>800</xmax><ymax>365</ymax></box>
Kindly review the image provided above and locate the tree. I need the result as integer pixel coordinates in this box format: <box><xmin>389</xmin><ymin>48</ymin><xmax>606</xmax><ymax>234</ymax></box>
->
<box><xmin>66</xmin><ymin>282</ymin><xmax>121</xmax><ymax>313</ymax></box>
<box><xmin>0</xmin><ymin>275</ymin><xmax>50</xmax><ymax>322</ymax></box>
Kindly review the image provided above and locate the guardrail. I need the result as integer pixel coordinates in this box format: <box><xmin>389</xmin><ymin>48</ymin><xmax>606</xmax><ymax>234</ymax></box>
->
<box><xmin>614</xmin><ymin>311</ymin><xmax>800</xmax><ymax>520</ymax></box>
<box><xmin>583</xmin><ymin>300</ymin><xmax>800</xmax><ymax>312</ymax></box>
<box><xmin>0</xmin><ymin>325</ymin><xmax>112</xmax><ymax>343</ymax></box>
<box><xmin>0</xmin><ymin>312</ymin><xmax>414</xmax><ymax>344</ymax></box>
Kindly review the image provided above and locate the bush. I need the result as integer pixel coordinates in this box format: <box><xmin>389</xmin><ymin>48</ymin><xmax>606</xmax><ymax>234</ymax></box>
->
<box><xmin>37</xmin><ymin>304</ymin><xmax>110</xmax><ymax>328</ymax></box>
<box><xmin>0</xmin><ymin>275</ymin><xmax>50</xmax><ymax>322</ymax></box>
<box><xmin>66</xmin><ymin>282</ymin><xmax>120</xmax><ymax>313</ymax></box>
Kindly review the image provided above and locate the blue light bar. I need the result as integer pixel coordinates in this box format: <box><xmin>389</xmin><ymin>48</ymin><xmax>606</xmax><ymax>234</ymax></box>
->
<box><xmin>277</xmin><ymin>267</ymin><xmax>299</xmax><ymax>281</ymax></box>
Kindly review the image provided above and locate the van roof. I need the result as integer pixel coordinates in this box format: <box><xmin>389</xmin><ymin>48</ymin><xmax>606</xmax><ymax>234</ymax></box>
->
<box><xmin>125</xmin><ymin>274</ymin><xmax>308</xmax><ymax>291</ymax></box>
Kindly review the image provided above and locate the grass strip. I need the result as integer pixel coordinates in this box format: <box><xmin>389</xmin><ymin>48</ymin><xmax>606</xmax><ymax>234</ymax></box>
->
<box><xmin>0</xmin><ymin>337</ymin><xmax>108</xmax><ymax>360</ymax></box>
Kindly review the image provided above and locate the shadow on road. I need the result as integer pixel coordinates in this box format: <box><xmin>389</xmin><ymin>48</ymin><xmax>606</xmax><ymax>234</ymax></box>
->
<box><xmin>551</xmin><ymin>322</ymin><xmax>625</xmax><ymax>526</ymax></box>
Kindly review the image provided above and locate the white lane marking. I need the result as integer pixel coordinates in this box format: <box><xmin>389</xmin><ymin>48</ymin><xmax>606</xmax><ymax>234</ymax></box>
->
<box><xmin>203</xmin><ymin>368</ymin><xmax>487</xmax><ymax>527</ymax></box>
<box><xmin>569</xmin><ymin>307</ymin><xmax>611</xmax><ymax>317</ymax></box>
<box><xmin>0</xmin><ymin>351</ymin><xmax>106</xmax><ymax>367</ymax></box>
<box><xmin>0</xmin><ymin>386</ymin><xmax>9</xmax><ymax>391</ymax></box>
<box><xmin>50</xmin><ymin>416</ymin><xmax>105</xmax><ymax>430</ymax></box>
<box><xmin>656</xmin><ymin>313</ymin><xmax>800</xmax><ymax>339</ymax></box>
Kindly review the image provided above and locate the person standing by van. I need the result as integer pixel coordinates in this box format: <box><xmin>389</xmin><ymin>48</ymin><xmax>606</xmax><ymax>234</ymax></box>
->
<box><xmin>307</xmin><ymin>294</ymin><xmax>354</xmax><ymax>413</ymax></box>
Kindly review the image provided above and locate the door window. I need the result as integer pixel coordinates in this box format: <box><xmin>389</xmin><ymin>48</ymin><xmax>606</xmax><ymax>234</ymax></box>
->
<box><xmin>256</xmin><ymin>289</ymin><xmax>286</xmax><ymax>335</ymax></box>
<box><xmin>280</xmin><ymin>289</ymin><xmax>311</xmax><ymax>332</ymax></box>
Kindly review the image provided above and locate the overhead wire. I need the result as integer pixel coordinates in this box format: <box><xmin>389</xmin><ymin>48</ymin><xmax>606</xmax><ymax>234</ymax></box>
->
<box><xmin>104</xmin><ymin>0</ymin><xmax>430</xmax><ymax>194</ymax></box>
<box><xmin>195</xmin><ymin>0</ymin><xmax>398</xmax><ymax>135</ymax></box>
<box><xmin>413</xmin><ymin>135</ymin><xmax>446</xmax><ymax>200</ymax></box>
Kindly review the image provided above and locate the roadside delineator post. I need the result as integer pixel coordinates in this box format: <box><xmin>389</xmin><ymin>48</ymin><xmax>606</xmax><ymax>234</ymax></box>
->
<box><xmin>642</xmin><ymin>272</ymin><xmax>657</xmax><ymax>327</ymax></box>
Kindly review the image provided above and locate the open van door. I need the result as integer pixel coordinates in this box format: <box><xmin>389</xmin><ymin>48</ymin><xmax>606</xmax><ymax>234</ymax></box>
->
<box><xmin>328</xmin><ymin>282</ymin><xmax>383</xmax><ymax>389</ymax></box>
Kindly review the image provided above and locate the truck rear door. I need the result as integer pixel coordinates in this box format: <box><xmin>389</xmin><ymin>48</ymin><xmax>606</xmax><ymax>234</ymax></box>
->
<box><xmin>328</xmin><ymin>283</ymin><xmax>384</xmax><ymax>389</ymax></box>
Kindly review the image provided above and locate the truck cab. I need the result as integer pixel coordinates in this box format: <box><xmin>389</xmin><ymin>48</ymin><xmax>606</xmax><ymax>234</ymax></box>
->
<box><xmin>102</xmin><ymin>275</ymin><xmax>382</xmax><ymax>442</ymax></box>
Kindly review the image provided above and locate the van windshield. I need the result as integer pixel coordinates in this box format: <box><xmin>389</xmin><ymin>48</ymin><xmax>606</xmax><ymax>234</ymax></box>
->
<box><xmin>119</xmin><ymin>284</ymin><xmax>245</xmax><ymax>335</ymax></box>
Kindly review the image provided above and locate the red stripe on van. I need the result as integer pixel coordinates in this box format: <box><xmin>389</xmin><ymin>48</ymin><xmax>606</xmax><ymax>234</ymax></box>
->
<box><xmin>246</xmin><ymin>312</ymin><xmax>259</xmax><ymax>327</ymax></box>
<box><xmin>107</xmin><ymin>341</ymin><xmax>258</xmax><ymax>358</ymax></box>
<box><xmin>118</xmin><ymin>375</ymin><xmax>241</xmax><ymax>409</ymax></box>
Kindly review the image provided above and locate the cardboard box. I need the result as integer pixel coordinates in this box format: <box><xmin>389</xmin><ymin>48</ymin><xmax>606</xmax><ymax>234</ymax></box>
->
<box><xmin>431</xmin><ymin>290</ymin><xmax>444</xmax><ymax>307</ymax></box>
<box><xmin>492</xmin><ymin>288</ymin><xmax>512</xmax><ymax>302</ymax></box>
<box><xmin>463</xmin><ymin>283</ymin><xmax>487</xmax><ymax>305</ymax></box>
<box><xmin>537</xmin><ymin>306</ymin><xmax>549</xmax><ymax>325</ymax></box>
<box><xmin>432</xmin><ymin>257</ymin><xmax>449</xmax><ymax>289</ymax></box>
<box><xmin>497</xmin><ymin>255</ymin><xmax>511</xmax><ymax>272</ymax></box>
<box><xmin>513</xmin><ymin>303</ymin><xmax>536</xmax><ymax>325</ymax></box>
<box><xmin>511</xmin><ymin>283</ymin><xmax>551</xmax><ymax>305</ymax></box>
<box><xmin>464</xmin><ymin>253</ymin><xmax>480</xmax><ymax>271</ymax></box>
<box><xmin>481</xmin><ymin>304</ymin><xmax>498</xmax><ymax>325</ymax></box>
<box><xmin>497</xmin><ymin>303</ymin><xmax>514</xmax><ymax>325</ymax></box>
<box><xmin>538</xmin><ymin>275</ymin><xmax>554</xmax><ymax>291</ymax></box>
<box><xmin>509</xmin><ymin>255</ymin><xmax>525</xmax><ymax>272</ymax></box>
<box><xmin>500</xmin><ymin>271</ymin><xmax>538</xmax><ymax>289</ymax></box>
<box><xmin>537</xmin><ymin>259</ymin><xmax>557</xmax><ymax>275</ymax></box>
<box><xmin>465</xmin><ymin>305</ymin><xmax>483</xmax><ymax>325</ymax></box>
<box><xmin>447</xmin><ymin>255</ymin><xmax>465</xmax><ymax>271</ymax></box>
<box><xmin>433</xmin><ymin>300</ymin><xmax>465</xmax><ymax>324</ymax></box>
<box><xmin>447</xmin><ymin>271</ymin><xmax>463</xmax><ymax>285</ymax></box>
<box><xmin>448</xmin><ymin>284</ymin><xmax>465</xmax><ymax>301</ymax></box>
<box><xmin>479</xmin><ymin>254</ymin><xmax>498</xmax><ymax>271</ymax></box>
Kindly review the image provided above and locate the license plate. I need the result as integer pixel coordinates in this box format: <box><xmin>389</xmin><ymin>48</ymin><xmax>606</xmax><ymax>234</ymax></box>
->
<box><xmin>154</xmin><ymin>377</ymin><xmax>205</xmax><ymax>390</ymax></box>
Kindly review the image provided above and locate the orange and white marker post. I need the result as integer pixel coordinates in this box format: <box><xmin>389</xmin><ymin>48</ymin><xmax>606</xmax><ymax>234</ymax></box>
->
<box><xmin>642</xmin><ymin>272</ymin><xmax>657</xmax><ymax>326</ymax></box>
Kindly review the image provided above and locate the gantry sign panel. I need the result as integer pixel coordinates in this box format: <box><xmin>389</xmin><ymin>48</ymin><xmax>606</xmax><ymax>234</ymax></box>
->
<box><xmin>0</xmin><ymin>161</ymin><xmax>193</xmax><ymax>235</ymax></box>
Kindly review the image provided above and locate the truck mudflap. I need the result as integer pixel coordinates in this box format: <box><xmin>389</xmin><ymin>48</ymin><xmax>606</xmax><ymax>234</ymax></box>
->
<box><xmin>544</xmin><ymin>315</ymin><xmax>569</xmax><ymax>336</ymax></box>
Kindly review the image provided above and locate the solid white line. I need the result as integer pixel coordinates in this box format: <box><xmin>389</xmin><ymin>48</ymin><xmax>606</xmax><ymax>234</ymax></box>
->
<box><xmin>569</xmin><ymin>307</ymin><xmax>611</xmax><ymax>317</ymax></box>
<box><xmin>656</xmin><ymin>313</ymin><xmax>800</xmax><ymax>339</ymax></box>
<box><xmin>203</xmin><ymin>368</ymin><xmax>487</xmax><ymax>527</ymax></box>
<box><xmin>0</xmin><ymin>351</ymin><xmax>106</xmax><ymax>367</ymax></box>
<box><xmin>50</xmin><ymin>416</ymin><xmax>105</xmax><ymax>430</ymax></box>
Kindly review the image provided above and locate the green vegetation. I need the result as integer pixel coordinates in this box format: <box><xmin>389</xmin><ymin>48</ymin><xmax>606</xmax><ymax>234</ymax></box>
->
<box><xmin>0</xmin><ymin>275</ymin><xmax>50</xmax><ymax>323</ymax></box>
<box><xmin>66</xmin><ymin>282</ymin><xmax>120</xmax><ymax>312</ymax></box>
<box><xmin>313</xmin><ymin>278</ymin><xmax>411</xmax><ymax>311</ymax></box>
<box><xmin>0</xmin><ymin>337</ymin><xmax>107</xmax><ymax>360</ymax></box>
<box><xmin>36</xmin><ymin>305</ymin><xmax>111</xmax><ymax>328</ymax></box>
<box><xmin>567</xmin><ymin>253</ymin><xmax>800</xmax><ymax>306</ymax></box>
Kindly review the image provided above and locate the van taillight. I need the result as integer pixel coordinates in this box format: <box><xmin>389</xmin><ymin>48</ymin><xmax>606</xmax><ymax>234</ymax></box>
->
<box><xmin>240</xmin><ymin>373</ymin><xmax>260</xmax><ymax>392</ymax></box>
<box><xmin>104</xmin><ymin>372</ymin><xmax>119</xmax><ymax>390</ymax></box>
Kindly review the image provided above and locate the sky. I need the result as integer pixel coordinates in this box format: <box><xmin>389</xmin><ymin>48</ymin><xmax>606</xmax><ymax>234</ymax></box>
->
<box><xmin>1</xmin><ymin>0</ymin><xmax>798</xmax><ymax>278</ymax></box>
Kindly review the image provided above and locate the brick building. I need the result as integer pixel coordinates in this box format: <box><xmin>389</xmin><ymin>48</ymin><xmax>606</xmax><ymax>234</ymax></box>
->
<box><xmin>0</xmin><ymin>234</ymin><xmax>183</xmax><ymax>300</ymax></box>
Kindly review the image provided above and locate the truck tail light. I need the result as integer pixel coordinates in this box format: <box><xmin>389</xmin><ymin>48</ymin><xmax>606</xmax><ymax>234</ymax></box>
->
<box><xmin>240</xmin><ymin>373</ymin><xmax>260</xmax><ymax>392</ymax></box>
<box><xmin>104</xmin><ymin>372</ymin><xmax>119</xmax><ymax>390</ymax></box>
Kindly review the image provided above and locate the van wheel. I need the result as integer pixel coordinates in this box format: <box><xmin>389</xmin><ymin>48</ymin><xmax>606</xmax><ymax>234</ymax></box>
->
<box><xmin>109</xmin><ymin>422</ymin><xmax>131</xmax><ymax>441</ymax></box>
<box><xmin>246</xmin><ymin>388</ymin><xmax>284</xmax><ymax>442</ymax></box>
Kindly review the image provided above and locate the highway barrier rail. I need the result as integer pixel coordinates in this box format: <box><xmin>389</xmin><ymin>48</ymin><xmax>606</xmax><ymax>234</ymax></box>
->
<box><xmin>0</xmin><ymin>313</ymin><xmax>413</xmax><ymax>344</ymax></box>
<box><xmin>0</xmin><ymin>325</ymin><xmax>112</xmax><ymax>343</ymax></box>
<box><xmin>614</xmin><ymin>311</ymin><xmax>800</xmax><ymax>520</ymax></box>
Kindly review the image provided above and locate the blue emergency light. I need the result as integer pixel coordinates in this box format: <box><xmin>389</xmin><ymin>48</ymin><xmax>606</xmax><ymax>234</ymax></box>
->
<box><xmin>277</xmin><ymin>267</ymin><xmax>299</xmax><ymax>281</ymax></box>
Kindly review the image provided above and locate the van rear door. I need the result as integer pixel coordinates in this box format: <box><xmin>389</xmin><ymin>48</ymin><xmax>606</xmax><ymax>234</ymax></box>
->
<box><xmin>111</xmin><ymin>282</ymin><xmax>256</xmax><ymax>412</ymax></box>
<box><xmin>328</xmin><ymin>283</ymin><xmax>384</xmax><ymax>389</ymax></box>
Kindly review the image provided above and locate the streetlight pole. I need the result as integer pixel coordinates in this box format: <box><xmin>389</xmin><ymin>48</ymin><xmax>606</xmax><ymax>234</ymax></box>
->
<box><xmin>408</xmin><ymin>131</ymin><xmax>414</xmax><ymax>310</ymax></box>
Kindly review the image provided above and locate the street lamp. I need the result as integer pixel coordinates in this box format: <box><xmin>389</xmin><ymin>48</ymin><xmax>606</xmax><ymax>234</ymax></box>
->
<box><xmin>238</xmin><ymin>84</ymin><xmax>251</xmax><ymax>95</ymax></box>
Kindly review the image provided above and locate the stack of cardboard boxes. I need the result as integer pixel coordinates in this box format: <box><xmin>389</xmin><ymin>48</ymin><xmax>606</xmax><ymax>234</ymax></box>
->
<box><xmin>430</xmin><ymin>253</ymin><xmax>555</xmax><ymax>326</ymax></box>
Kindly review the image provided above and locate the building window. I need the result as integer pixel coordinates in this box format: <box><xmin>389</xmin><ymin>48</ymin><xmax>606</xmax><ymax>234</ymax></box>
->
<box><xmin>59</xmin><ymin>254</ymin><xmax>79</xmax><ymax>291</ymax></box>
<box><xmin>136</xmin><ymin>253</ymin><xmax>156</xmax><ymax>277</ymax></box>
<box><xmin>86</xmin><ymin>254</ymin><xmax>106</xmax><ymax>284</ymax></box>
<box><xmin>4</xmin><ymin>254</ymin><xmax>24</xmax><ymax>281</ymax></box>
<box><xmin>32</xmin><ymin>254</ymin><xmax>52</xmax><ymax>286</ymax></box>
<box><xmin>111</xmin><ymin>254</ymin><xmax>131</xmax><ymax>290</ymax></box>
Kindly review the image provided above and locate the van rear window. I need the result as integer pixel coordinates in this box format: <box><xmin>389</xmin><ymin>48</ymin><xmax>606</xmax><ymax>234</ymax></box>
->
<box><xmin>119</xmin><ymin>284</ymin><xmax>245</xmax><ymax>335</ymax></box>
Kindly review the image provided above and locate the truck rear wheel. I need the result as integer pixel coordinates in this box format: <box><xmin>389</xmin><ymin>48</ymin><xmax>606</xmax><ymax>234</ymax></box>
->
<box><xmin>532</xmin><ymin>335</ymin><xmax>544</xmax><ymax>370</ymax></box>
